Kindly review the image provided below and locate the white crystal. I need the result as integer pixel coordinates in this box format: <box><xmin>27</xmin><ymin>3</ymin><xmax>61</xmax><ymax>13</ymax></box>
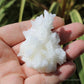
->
<box><xmin>18</xmin><ymin>10</ymin><xmax>66</xmax><ymax>73</ymax></box>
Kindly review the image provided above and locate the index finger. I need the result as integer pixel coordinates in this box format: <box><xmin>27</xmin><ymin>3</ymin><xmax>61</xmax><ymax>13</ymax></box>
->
<box><xmin>0</xmin><ymin>17</ymin><xmax>64</xmax><ymax>47</ymax></box>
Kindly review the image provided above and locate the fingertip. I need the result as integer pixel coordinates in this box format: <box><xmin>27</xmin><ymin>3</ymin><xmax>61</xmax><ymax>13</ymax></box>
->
<box><xmin>58</xmin><ymin>61</ymin><xmax>76</xmax><ymax>81</ymax></box>
<box><xmin>53</xmin><ymin>17</ymin><xmax>65</xmax><ymax>29</ymax></box>
<box><xmin>72</xmin><ymin>22</ymin><xmax>84</xmax><ymax>34</ymax></box>
<box><xmin>64</xmin><ymin>40</ymin><xmax>84</xmax><ymax>60</ymax></box>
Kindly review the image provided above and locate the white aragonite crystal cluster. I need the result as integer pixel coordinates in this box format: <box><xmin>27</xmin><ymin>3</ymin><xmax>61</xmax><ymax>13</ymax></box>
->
<box><xmin>18</xmin><ymin>10</ymin><xmax>66</xmax><ymax>73</ymax></box>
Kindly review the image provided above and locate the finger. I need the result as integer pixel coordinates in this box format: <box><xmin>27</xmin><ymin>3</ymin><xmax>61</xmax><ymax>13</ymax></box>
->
<box><xmin>57</xmin><ymin>61</ymin><xmax>76</xmax><ymax>81</ymax></box>
<box><xmin>0</xmin><ymin>20</ymin><xmax>31</xmax><ymax>47</ymax></box>
<box><xmin>54</xmin><ymin>23</ymin><xmax>84</xmax><ymax>44</ymax></box>
<box><xmin>24</xmin><ymin>61</ymin><xmax>76</xmax><ymax>84</ymax></box>
<box><xmin>0</xmin><ymin>17</ymin><xmax>64</xmax><ymax>47</ymax></box>
<box><xmin>64</xmin><ymin>40</ymin><xmax>84</xmax><ymax>60</ymax></box>
<box><xmin>53</xmin><ymin>17</ymin><xmax>64</xmax><ymax>29</ymax></box>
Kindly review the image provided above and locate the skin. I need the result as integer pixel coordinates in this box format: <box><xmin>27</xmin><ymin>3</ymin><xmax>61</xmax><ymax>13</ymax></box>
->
<box><xmin>0</xmin><ymin>17</ymin><xmax>84</xmax><ymax>84</ymax></box>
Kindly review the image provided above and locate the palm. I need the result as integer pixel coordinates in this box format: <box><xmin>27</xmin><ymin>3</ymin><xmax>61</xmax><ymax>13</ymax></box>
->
<box><xmin>0</xmin><ymin>17</ymin><xmax>84</xmax><ymax>84</ymax></box>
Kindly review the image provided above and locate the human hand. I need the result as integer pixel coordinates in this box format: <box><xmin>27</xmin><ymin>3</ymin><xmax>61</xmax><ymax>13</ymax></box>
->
<box><xmin>0</xmin><ymin>17</ymin><xmax>84</xmax><ymax>84</ymax></box>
